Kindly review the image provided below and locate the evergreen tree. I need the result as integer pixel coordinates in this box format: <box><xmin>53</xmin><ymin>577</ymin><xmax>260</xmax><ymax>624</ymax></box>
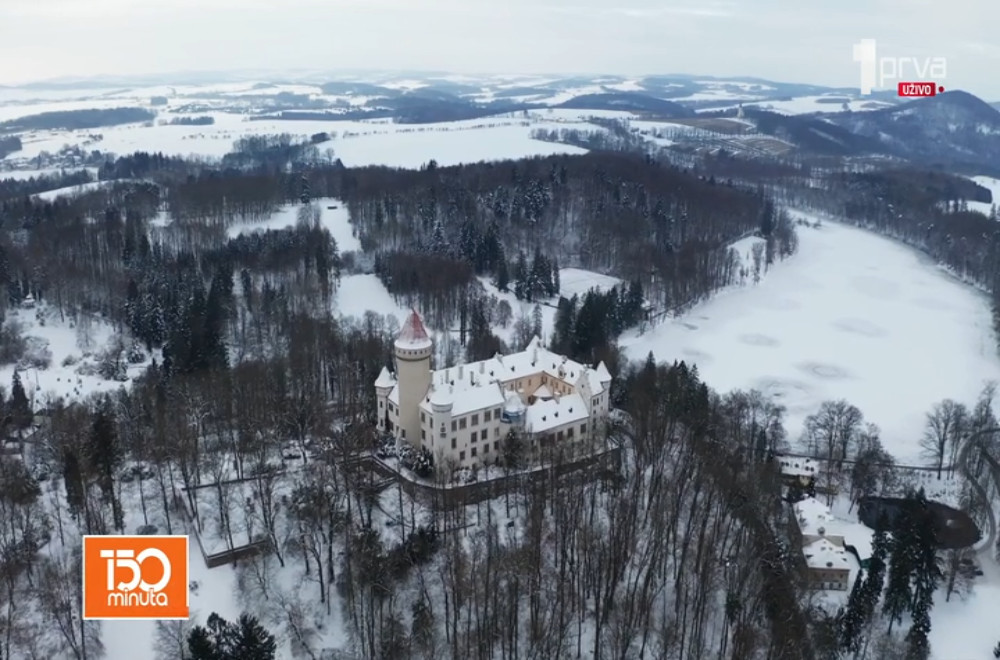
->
<box><xmin>551</xmin><ymin>295</ymin><xmax>577</xmax><ymax>355</ymax></box>
<box><xmin>88</xmin><ymin>396</ymin><xmax>124</xmax><ymax>531</ymax></box>
<box><xmin>858</xmin><ymin>523</ymin><xmax>890</xmax><ymax>621</ymax></box>
<box><xmin>513</xmin><ymin>251</ymin><xmax>528</xmax><ymax>300</ymax></box>
<box><xmin>494</xmin><ymin>257</ymin><xmax>510</xmax><ymax>293</ymax></box>
<box><xmin>840</xmin><ymin>569</ymin><xmax>867</xmax><ymax>653</ymax></box>
<box><xmin>188</xmin><ymin>612</ymin><xmax>276</xmax><ymax>660</ymax></box>
<box><xmin>905</xmin><ymin>600</ymin><xmax>931</xmax><ymax>660</ymax></box>
<box><xmin>9</xmin><ymin>370</ymin><xmax>31</xmax><ymax>429</ymax></box>
<box><xmin>62</xmin><ymin>448</ymin><xmax>85</xmax><ymax>517</ymax></box>
<box><xmin>551</xmin><ymin>259</ymin><xmax>560</xmax><ymax>296</ymax></box>
<box><xmin>883</xmin><ymin>510</ymin><xmax>916</xmax><ymax>633</ymax></box>
<box><xmin>299</xmin><ymin>174</ymin><xmax>310</xmax><ymax>204</ymax></box>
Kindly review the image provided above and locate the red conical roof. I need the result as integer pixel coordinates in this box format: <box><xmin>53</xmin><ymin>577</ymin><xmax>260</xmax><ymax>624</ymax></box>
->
<box><xmin>397</xmin><ymin>309</ymin><xmax>431</xmax><ymax>347</ymax></box>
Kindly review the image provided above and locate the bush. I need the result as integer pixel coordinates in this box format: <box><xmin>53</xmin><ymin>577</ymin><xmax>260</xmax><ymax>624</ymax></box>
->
<box><xmin>61</xmin><ymin>355</ymin><xmax>79</xmax><ymax>367</ymax></box>
<box><xmin>19</xmin><ymin>337</ymin><xmax>51</xmax><ymax>370</ymax></box>
<box><xmin>400</xmin><ymin>445</ymin><xmax>434</xmax><ymax>478</ymax></box>
<box><xmin>0</xmin><ymin>320</ymin><xmax>26</xmax><ymax>366</ymax></box>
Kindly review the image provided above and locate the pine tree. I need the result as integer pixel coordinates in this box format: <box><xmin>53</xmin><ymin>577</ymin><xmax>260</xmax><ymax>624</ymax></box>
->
<box><xmin>859</xmin><ymin>524</ymin><xmax>889</xmax><ymax>621</ymax></box>
<box><xmin>9</xmin><ymin>370</ymin><xmax>30</xmax><ymax>429</ymax></box>
<box><xmin>494</xmin><ymin>257</ymin><xmax>510</xmax><ymax>293</ymax></box>
<box><xmin>188</xmin><ymin>612</ymin><xmax>276</xmax><ymax>660</ymax></box>
<box><xmin>840</xmin><ymin>569</ymin><xmax>867</xmax><ymax>652</ymax></box>
<box><xmin>88</xmin><ymin>396</ymin><xmax>124</xmax><ymax>531</ymax></box>
<box><xmin>513</xmin><ymin>251</ymin><xmax>528</xmax><ymax>300</ymax></box>
<box><xmin>883</xmin><ymin>512</ymin><xmax>916</xmax><ymax>633</ymax></box>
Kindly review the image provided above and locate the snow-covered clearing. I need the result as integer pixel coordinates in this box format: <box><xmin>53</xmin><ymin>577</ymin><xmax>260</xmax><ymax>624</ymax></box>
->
<box><xmin>0</xmin><ymin>302</ymin><xmax>152</xmax><ymax>410</ymax></box>
<box><xmin>226</xmin><ymin>197</ymin><xmax>362</xmax><ymax>252</ymax></box>
<box><xmin>33</xmin><ymin>179</ymin><xmax>125</xmax><ymax>201</ymax></box>
<box><xmin>557</xmin><ymin>268</ymin><xmax>622</xmax><ymax>298</ymax></box>
<box><xmin>620</xmin><ymin>216</ymin><xmax>1000</xmax><ymax>464</ymax></box>
<box><xmin>968</xmin><ymin>175</ymin><xmax>1000</xmax><ymax>216</ymax></box>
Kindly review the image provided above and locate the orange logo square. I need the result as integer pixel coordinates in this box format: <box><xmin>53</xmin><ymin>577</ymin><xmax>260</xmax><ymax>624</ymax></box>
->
<box><xmin>82</xmin><ymin>535</ymin><xmax>189</xmax><ymax>620</ymax></box>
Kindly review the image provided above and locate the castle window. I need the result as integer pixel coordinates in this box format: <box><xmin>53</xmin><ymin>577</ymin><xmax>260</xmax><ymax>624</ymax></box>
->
<box><xmin>495</xmin><ymin>427</ymin><xmax>500</xmax><ymax>437</ymax></box>
<box><xmin>459</xmin><ymin>418</ymin><xmax>467</xmax><ymax>429</ymax></box>
<box><xmin>379</xmin><ymin>401</ymin><xmax>383</xmax><ymax>408</ymax></box>
<box><xmin>484</xmin><ymin>444</ymin><xmax>490</xmax><ymax>453</ymax></box>
<box><xmin>471</xmin><ymin>447</ymin><xmax>477</xmax><ymax>457</ymax></box>
<box><xmin>421</xmin><ymin>429</ymin><xmax>425</xmax><ymax>440</ymax></box>
<box><xmin>494</xmin><ymin>442</ymin><xmax>499</xmax><ymax>452</ymax></box>
<box><xmin>420</xmin><ymin>412</ymin><xmax>425</xmax><ymax>423</ymax></box>
<box><xmin>460</xmin><ymin>451</ymin><xmax>466</xmax><ymax>461</ymax></box>
<box><xmin>451</xmin><ymin>420</ymin><xmax>456</xmax><ymax>431</ymax></box>
<box><xmin>484</xmin><ymin>410</ymin><xmax>491</xmax><ymax>422</ymax></box>
<box><xmin>452</xmin><ymin>438</ymin><xmax>456</xmax><ymax>449</ymax></box>
<box><xmin>581</xmin><ymin>423</ymin><xmax>587</xmax><ymax>434</ymax></box>
<box><xmin>495</xmin><ymin>408</ymin><xmax>501</xmax><ymax>418</ymax></box>
<box><xmin>567</xmin><ymin>427</ymin><xmax>574</xmax><ymax>438</ymax></box>
<box><xmin>470</xmin><ymin>433</ymin><xmax>476</xmax><ymax>444</ymax></box>
<box><xmin>471</xmin><ymin>414</ymin><xmax>479</xmax><ymax>426</ymax></box>
<box><xmin>481</xmin><ymin>430</ymin><xmax>488</xmax><ymax>441</ymax></box>
<box><xmin>401</xmin><ymin>429</ymin><xmax>406</xmax><ymax>439</ymax></box>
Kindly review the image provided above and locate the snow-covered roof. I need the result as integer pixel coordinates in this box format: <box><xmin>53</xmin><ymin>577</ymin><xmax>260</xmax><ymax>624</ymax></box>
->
<box><xmin>802</xmin><ymin>537</ymin><xmax>851</xmax><ymax>571</ymax></box>
<box><xmin>395</xmin><ymin>309</ymin><xmax>432</xmax><ymax>350</ymax></box>
<box><xmin>463</xmin><ymin>336</ymin><xmax>607</xmax><ymax>396</ymax></box>
<box><xmin>525</xmin><ymin>393</ymin><xmax>588</xmax><ymax>434</ymax></box>
<box><xmin>778</xmin><ymin>455</ymin><xmax>819</xmax><ymax>477</ymax></box>
<box><xmin>420</xmin><ymin>368</ymin><xmax>506</xmax><ymax>417</ymax></box>
<box><xmin>793</xmin><ymin>497</ymin><xmax>834</xmax><ymax>536</ymax></box>
<box><xmin>375</xmin><ymin>366</ymin><xmax>396</xmax><ymax>389</ymax></box>
<box><xmin>534</xmin><ymin>384</ymin><xmax>553</xmax><ymax>399</ymax></box>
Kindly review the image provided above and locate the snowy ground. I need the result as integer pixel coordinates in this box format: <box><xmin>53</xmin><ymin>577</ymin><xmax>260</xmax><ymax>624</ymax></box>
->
<box><xmin>968</xmin><ymin>175</ymin><xmax>1000</xmax><ymax>216</ymax></box>
<box><xmin>6</xmin><ymin>110</ymin><xmax>591</xmax><ymax>169</ymax></box>
<box><xmin>620</xmin><ymin>216</ymin><xmax>1000</xmax><ymax>464</ymax></box>
<box><xmin>226</xmin><ymin>197</ymin><xmax>362</xmax><ymax>252</ymax></box>
<box><xmin>0</xmin><ymin>303</ymin><xmax>152</xmax><ymax>410</ymax></box>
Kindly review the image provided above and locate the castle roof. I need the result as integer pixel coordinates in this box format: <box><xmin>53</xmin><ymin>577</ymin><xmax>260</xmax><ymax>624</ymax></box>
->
<box><xmin>396</xmin><ymin>309</ymin><xmax>432</xmax><ymax>350</ymax></box>
<box><xmin>375</xmin><ymin>366</ymin><xmax>396</xmax><ymax>389</ymax></box>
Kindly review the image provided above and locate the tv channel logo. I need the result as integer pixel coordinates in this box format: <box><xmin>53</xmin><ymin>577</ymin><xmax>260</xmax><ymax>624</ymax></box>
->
<box><xmin>852</xmin><ymin>39</ymin><xmax>946</xmax><ymax>96</ymax></box>
<box><xmin>82</xmin><ymin>535</ymin><xmax>189</xmax><ymax>620</ymax></box>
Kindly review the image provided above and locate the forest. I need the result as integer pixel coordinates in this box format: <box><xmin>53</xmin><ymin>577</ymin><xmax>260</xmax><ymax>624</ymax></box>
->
<box><xmin>0</xmin><ymin>107</ymin><xmax>156</xmax><ymax>132</ymax></box>
<box><xmin>7</xmin><ymin>122</ymin><xmax>995</xmax><ymax>658</ymax></box>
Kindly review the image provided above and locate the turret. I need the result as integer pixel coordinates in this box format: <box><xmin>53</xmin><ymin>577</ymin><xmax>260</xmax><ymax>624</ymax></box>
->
<box><xmin>394</xmin><ymin>309</ymin><xmax>433</xmax><ymax>448</ymax></box>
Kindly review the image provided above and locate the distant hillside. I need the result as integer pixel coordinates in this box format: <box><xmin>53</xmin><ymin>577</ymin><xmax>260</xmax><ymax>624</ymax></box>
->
<box><xmin>0</xmin><ymin>107</ymin><xmax>156</xmax><ymax>132</ymax></box>
<box><xmin>829</xmin><ymin>90</ymin><xmax>1000</xmax><ymax>173</ymax></box>
<box><xmin>742</xmin><ymin>107</ymin><xmax>885</xmax><ymax>156</ymax></box>
<box><xmin>558</xmin><ymin>93</ymin><xmax>695</xmax><ymax>117</ymax></box>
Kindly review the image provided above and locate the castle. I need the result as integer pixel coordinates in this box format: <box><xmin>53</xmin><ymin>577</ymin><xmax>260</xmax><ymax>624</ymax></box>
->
<box><xmin>375</xmin><ymin>310</ymin><xmax>613</xmax><ymax>470</ymax></box>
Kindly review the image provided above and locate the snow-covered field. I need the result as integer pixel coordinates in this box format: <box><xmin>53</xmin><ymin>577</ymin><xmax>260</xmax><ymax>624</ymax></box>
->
<box><xmin>6</xmin><ymin>109</ymin><xmax>591</xmax><ymax>170</ymax></box>
<box><xmin>620</xmin><ymin>215</ymin><xmax>1000</xmax><ymax>464</ymax></box>
<box><xmin>226</xmin><ymin>197</ymin><xmax>362</xmax><ymax>252</ymax></box>
<box><xmin>968</xmin><ymin>175</ymin><xmax>1000</xmax><ymax>216</ymax></box>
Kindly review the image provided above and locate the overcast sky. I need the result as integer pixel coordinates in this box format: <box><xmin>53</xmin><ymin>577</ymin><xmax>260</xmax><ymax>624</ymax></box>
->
<box><xmin>3</xmin><ymin>0</ymin><xmax>998</xmax><ymax>99</ymax></box>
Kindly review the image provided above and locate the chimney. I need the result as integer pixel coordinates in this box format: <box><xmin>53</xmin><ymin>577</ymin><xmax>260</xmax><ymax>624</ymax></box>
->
<box><xmin>459</xmin><ymin>365</ymin><xmax>464</xmax><ymax>380</ymax></box>
<box><xmin>479</xmin><ymin>361</ymin><xmax>485</xmax><ymax>374</ymax></box>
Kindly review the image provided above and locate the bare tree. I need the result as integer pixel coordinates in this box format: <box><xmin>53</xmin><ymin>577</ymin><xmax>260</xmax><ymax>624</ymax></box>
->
<box><xmin>921</xmin><ymin>399</ymin><xmax>968</xmax><ymax>479</ymax></box>
<box><xmin>804</xmin><ymin>400</ymin><xmax>864</xmax><ymax>466</ymax></box>
<box><xmin>154</xmin><ymin>619</ymin><xmax>192</xmax><ymax>660</ymax></box>
<box><xmin>942</xmin><ymin>547</ymin><xmax>976</xmax><ymax>602</ymax></box>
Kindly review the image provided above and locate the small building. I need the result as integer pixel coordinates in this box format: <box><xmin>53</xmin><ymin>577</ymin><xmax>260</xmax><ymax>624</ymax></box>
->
<box><xmin>792</xmin><ymin>497</ymin><xmax>856</xmax><ymax>591</ymax></box>
<box><xmin>776</xmin><ymin>455</ymin><xmax>819</xmax><ymax>487</ymax></box>
<box><xmin>802</xmin><ymin>535</ymin><xmax>851</xmax><ymax>591</ymax></box>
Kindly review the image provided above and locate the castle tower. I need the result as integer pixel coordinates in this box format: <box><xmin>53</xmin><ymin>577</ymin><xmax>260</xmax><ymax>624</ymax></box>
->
<box><xmin>394</xmin><ymin>309</ymin><xmax>433</xmax><ymax>448</ymax></box>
